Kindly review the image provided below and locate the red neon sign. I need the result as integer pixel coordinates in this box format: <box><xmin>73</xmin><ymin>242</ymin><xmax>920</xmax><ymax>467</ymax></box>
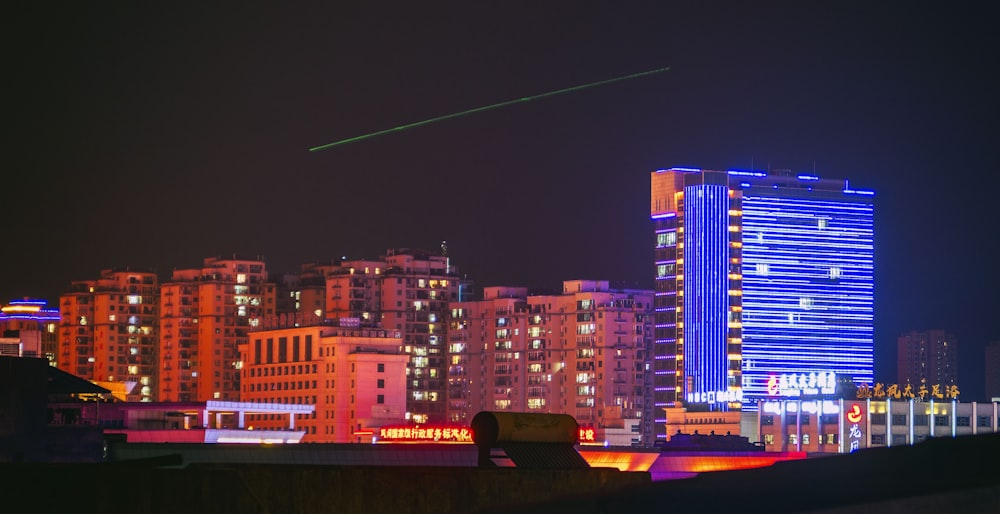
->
<box><xmin>376</xmin><ymin>425</ymin><xmax>473</xmax><ymax>443</ymax></box>
<box><xmin>846</xmin><ymin>404</ymin><xmax>863</xmax><ymax>424</ymax></box>
<box><xmin>844</xmin><ymin>402</ymin><xmax>866</xmax><ymax>453</ymax></box>
<box><xmin>579</xmin><ymin>426</ymin><xmax>596</xmax><ymax>443</ymax></box>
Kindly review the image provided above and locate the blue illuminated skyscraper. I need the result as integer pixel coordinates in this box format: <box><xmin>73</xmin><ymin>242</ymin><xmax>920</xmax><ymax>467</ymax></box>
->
<box><xmin>650</xmin><ymin>168</ymin><xmax>874</xmax><ymax>438</ymax></box>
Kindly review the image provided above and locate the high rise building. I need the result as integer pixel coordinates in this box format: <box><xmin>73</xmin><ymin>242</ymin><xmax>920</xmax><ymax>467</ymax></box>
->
<box><xmin>986</xmin><ymin>341</ymin><xmax>1000</xmax><ymax>401</ymax></box>
<box><xmin>446</xmin><ymin>280</ymin><xmax>655</xmax><ymax>445</ymax></box>
<box><xmin>158</xmin><ymin>256</ymin><xmax>276</xmax><ymax>402</ymax></box>
<box><xmin>280</xmin><ymin>249</ymin><xmax>459</xmax><ymax>424</ymax></box>
<box><xmin>897</xmin><ymin>330</ymin><xmax>958</xmax><ymax>390</ymax></box>
<box><xmin>650</xmin><ymin>167</ymin><xmax>874</xmax><ymax>437</ymax></box>
<box><xmin>57</xmin><ymin>269</ymin><xmax>159</xmax><ymax>401</ymax></box>
<box><xmin>0</xmin><ymin>298</ymin><xmax>59</xmax><ymax>362</ymax></box>
<box><xmin>445</xmin><ymin>285</ymin><xmax>524</xmax><ymax>423</ymax></box>
<box><xmin>276</xmin><ymin>261</ymin><xmax>337</xmax><ymax>325</ymax></box>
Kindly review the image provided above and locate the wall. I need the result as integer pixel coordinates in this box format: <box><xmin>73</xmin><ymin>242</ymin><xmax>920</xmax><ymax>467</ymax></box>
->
<box><xmin>0</xmin><ymin>463</ymin><xmax>650</xmax><ymax>514</ymax></box>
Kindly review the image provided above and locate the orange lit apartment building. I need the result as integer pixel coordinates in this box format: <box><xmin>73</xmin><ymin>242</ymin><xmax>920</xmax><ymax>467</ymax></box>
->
<box><xmin>158</xmin><ymin>257</ymin><xmax>276</xmax><ymax>402</ymax></box>
<box><xmin>282</xmin><ymin>249</ymin><xmax>460</xmax><ymax>424</ymax></box>
<box><xmin>444</xmin><ymin>285</ymin><xmax>522</xmax><ymax>425</ymax></box>
<box><xmin>57</xmin><ymin>269</ymin><xmax>159</xmax><ymax>401</ymax></box>
<box><xmin>447</xmin><ymin>280</ymin><xmax>655</xmax><ymax>445</ymax></box>
<box><xmin>240</xmin><ymin>318</ymin><xmax>408</xmax><ymax>442</ymax></box>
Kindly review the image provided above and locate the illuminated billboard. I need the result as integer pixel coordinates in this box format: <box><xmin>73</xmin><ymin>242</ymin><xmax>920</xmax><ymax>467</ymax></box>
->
<box><xmin>374</xmin><ymin>425</ymin><xmax>473</xmax><ymax>443</ymax></box>
<box><xmin>842</xmin><ymin>401</ymin><xmax>867</xmax><ymax>453</ymax></box>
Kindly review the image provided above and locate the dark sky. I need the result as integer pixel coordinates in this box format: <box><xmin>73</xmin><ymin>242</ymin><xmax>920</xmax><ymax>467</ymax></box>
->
<box><xmin>5</xmin><ymin>3</ymin><xmax>999</xmax><ymax>398</ymax></box>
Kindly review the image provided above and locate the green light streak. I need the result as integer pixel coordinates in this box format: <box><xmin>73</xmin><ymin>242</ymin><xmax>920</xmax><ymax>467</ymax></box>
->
<box><xmin>309</xmin><ymin>66</ymin><xmax>670</xmax><ymax>152</ymax></box>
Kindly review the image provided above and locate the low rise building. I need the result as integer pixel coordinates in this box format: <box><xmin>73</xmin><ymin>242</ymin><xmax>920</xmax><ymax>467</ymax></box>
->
<box><xmin>758</xmin><ymin>398</ymin><xmax>999</xmax><ymax>453</ymax></box>
<box><xmin>0</xmin><ymin>298</ymin><xmax>59</xmax><ymax>363</ymax></box>
<box><xmin>240</xmin><ymin>318</ymin><xmax>408</xmax><ymax>442</ymax></box>
<box><xmin>102</xmin><ymin>401</ymin><xmax>312</xmax><ymax>444</ymax></box>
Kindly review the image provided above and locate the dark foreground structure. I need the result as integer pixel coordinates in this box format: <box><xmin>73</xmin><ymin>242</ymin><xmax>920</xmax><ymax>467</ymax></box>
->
<box><xmin>3</xmin><ymin>356</ymin><xmax>999</xmax><ymax>513</ymax></box>
<box><xmin>0</xmin><ymin>462</ymin><xmax>647</xmax><ymax>514</ymax></box>
<box><xmin>480</xmin><ymin>431</ymin><xmax>1000</xmax><ymax>514</ymax></box>
<box><xmin>2</xmin><ymin>433</ymin><xmax>1000</xmax><ymax>513</ymax></box>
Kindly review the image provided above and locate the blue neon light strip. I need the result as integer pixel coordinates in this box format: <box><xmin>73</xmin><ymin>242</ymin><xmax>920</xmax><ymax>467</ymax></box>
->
<box><xmin>728</xmin><ymin>170</ymin><xmax>767</xmax><ymax>177</ymax></box>
<box><xmin>683</xmin><ymin>184</ymin><xmax>730</xmax><ymax>401</ymax></box>
<box><xmin>740</xmin><ymin>193</ymin><xmax>874</xmax><ymax>410</ymax></box>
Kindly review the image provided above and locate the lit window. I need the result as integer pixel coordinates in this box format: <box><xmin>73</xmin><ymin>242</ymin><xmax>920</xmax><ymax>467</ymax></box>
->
<box><xmin>656</xmin><ymin>232</ymin><xmax>677</xmax><ymax>247</ymax></box>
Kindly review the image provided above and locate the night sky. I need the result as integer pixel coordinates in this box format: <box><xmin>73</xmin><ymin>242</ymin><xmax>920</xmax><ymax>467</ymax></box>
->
<box><xmin>5</xmin><ymin>3</ymin><xmax>999</xmax><ymax>398</ymax></box>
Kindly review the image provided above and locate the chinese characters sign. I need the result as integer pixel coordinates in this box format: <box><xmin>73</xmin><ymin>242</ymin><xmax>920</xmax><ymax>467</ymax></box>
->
<box><xmin>768</xmin><ymin>372</ymin><xmax>837</xmax><ymax>397</ymax></box>
<box><xmin>686</xmin><ymin>389</ymin><xmax>743</xmax><ymax>404</ymax></box>
<box><xmin>856</xmin><ymin>383</ymin><xmax>959</xmax><ymax>401</ymax></box>
<box><xmin>844</xmin><ymin>402</ymin><xmax>866</xmax><ymax>453</ymax></box>
<box><xmin>377</xmin><ymin>425</ymin><xmax>473</xmax><ymax>443</ymax></box>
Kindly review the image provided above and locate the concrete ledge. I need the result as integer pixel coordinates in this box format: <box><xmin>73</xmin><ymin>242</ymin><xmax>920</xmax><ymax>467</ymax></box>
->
<box><xmin>0</xmin><ymin>463</ymin><xmax>651</xmax><ymax>514</ymax></box>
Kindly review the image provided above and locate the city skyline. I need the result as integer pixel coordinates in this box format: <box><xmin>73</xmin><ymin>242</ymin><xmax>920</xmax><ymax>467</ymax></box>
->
<box><xmin>6</xmin><ymin>3</ymin><xmax>999</xmax><ymax>398</ymax></box>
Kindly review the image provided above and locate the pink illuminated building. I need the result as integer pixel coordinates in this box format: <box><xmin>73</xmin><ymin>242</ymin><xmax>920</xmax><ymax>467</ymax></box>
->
<box><xmin>282</xmin><ymin>248</ymin><xmax>461</xmax><ymax>424</ymax></box>
<box><xmin>447</xmin><ymin>280</ymin><xmax>655</xmax><ymax>445</ymax></box>
<box><xmin>57</xmin><ymin>269</ymin><xmax>159</xmax><ymax>401</ymax></box>
<box><xmin>240</xmin><ymin>318</ymin><xmax>408</xmax><ymax>442</ymax></box>
<box><xmin>158</xmin><ymin>257</ymin><xmax>276</xmax><ymax>402</ymax></box>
